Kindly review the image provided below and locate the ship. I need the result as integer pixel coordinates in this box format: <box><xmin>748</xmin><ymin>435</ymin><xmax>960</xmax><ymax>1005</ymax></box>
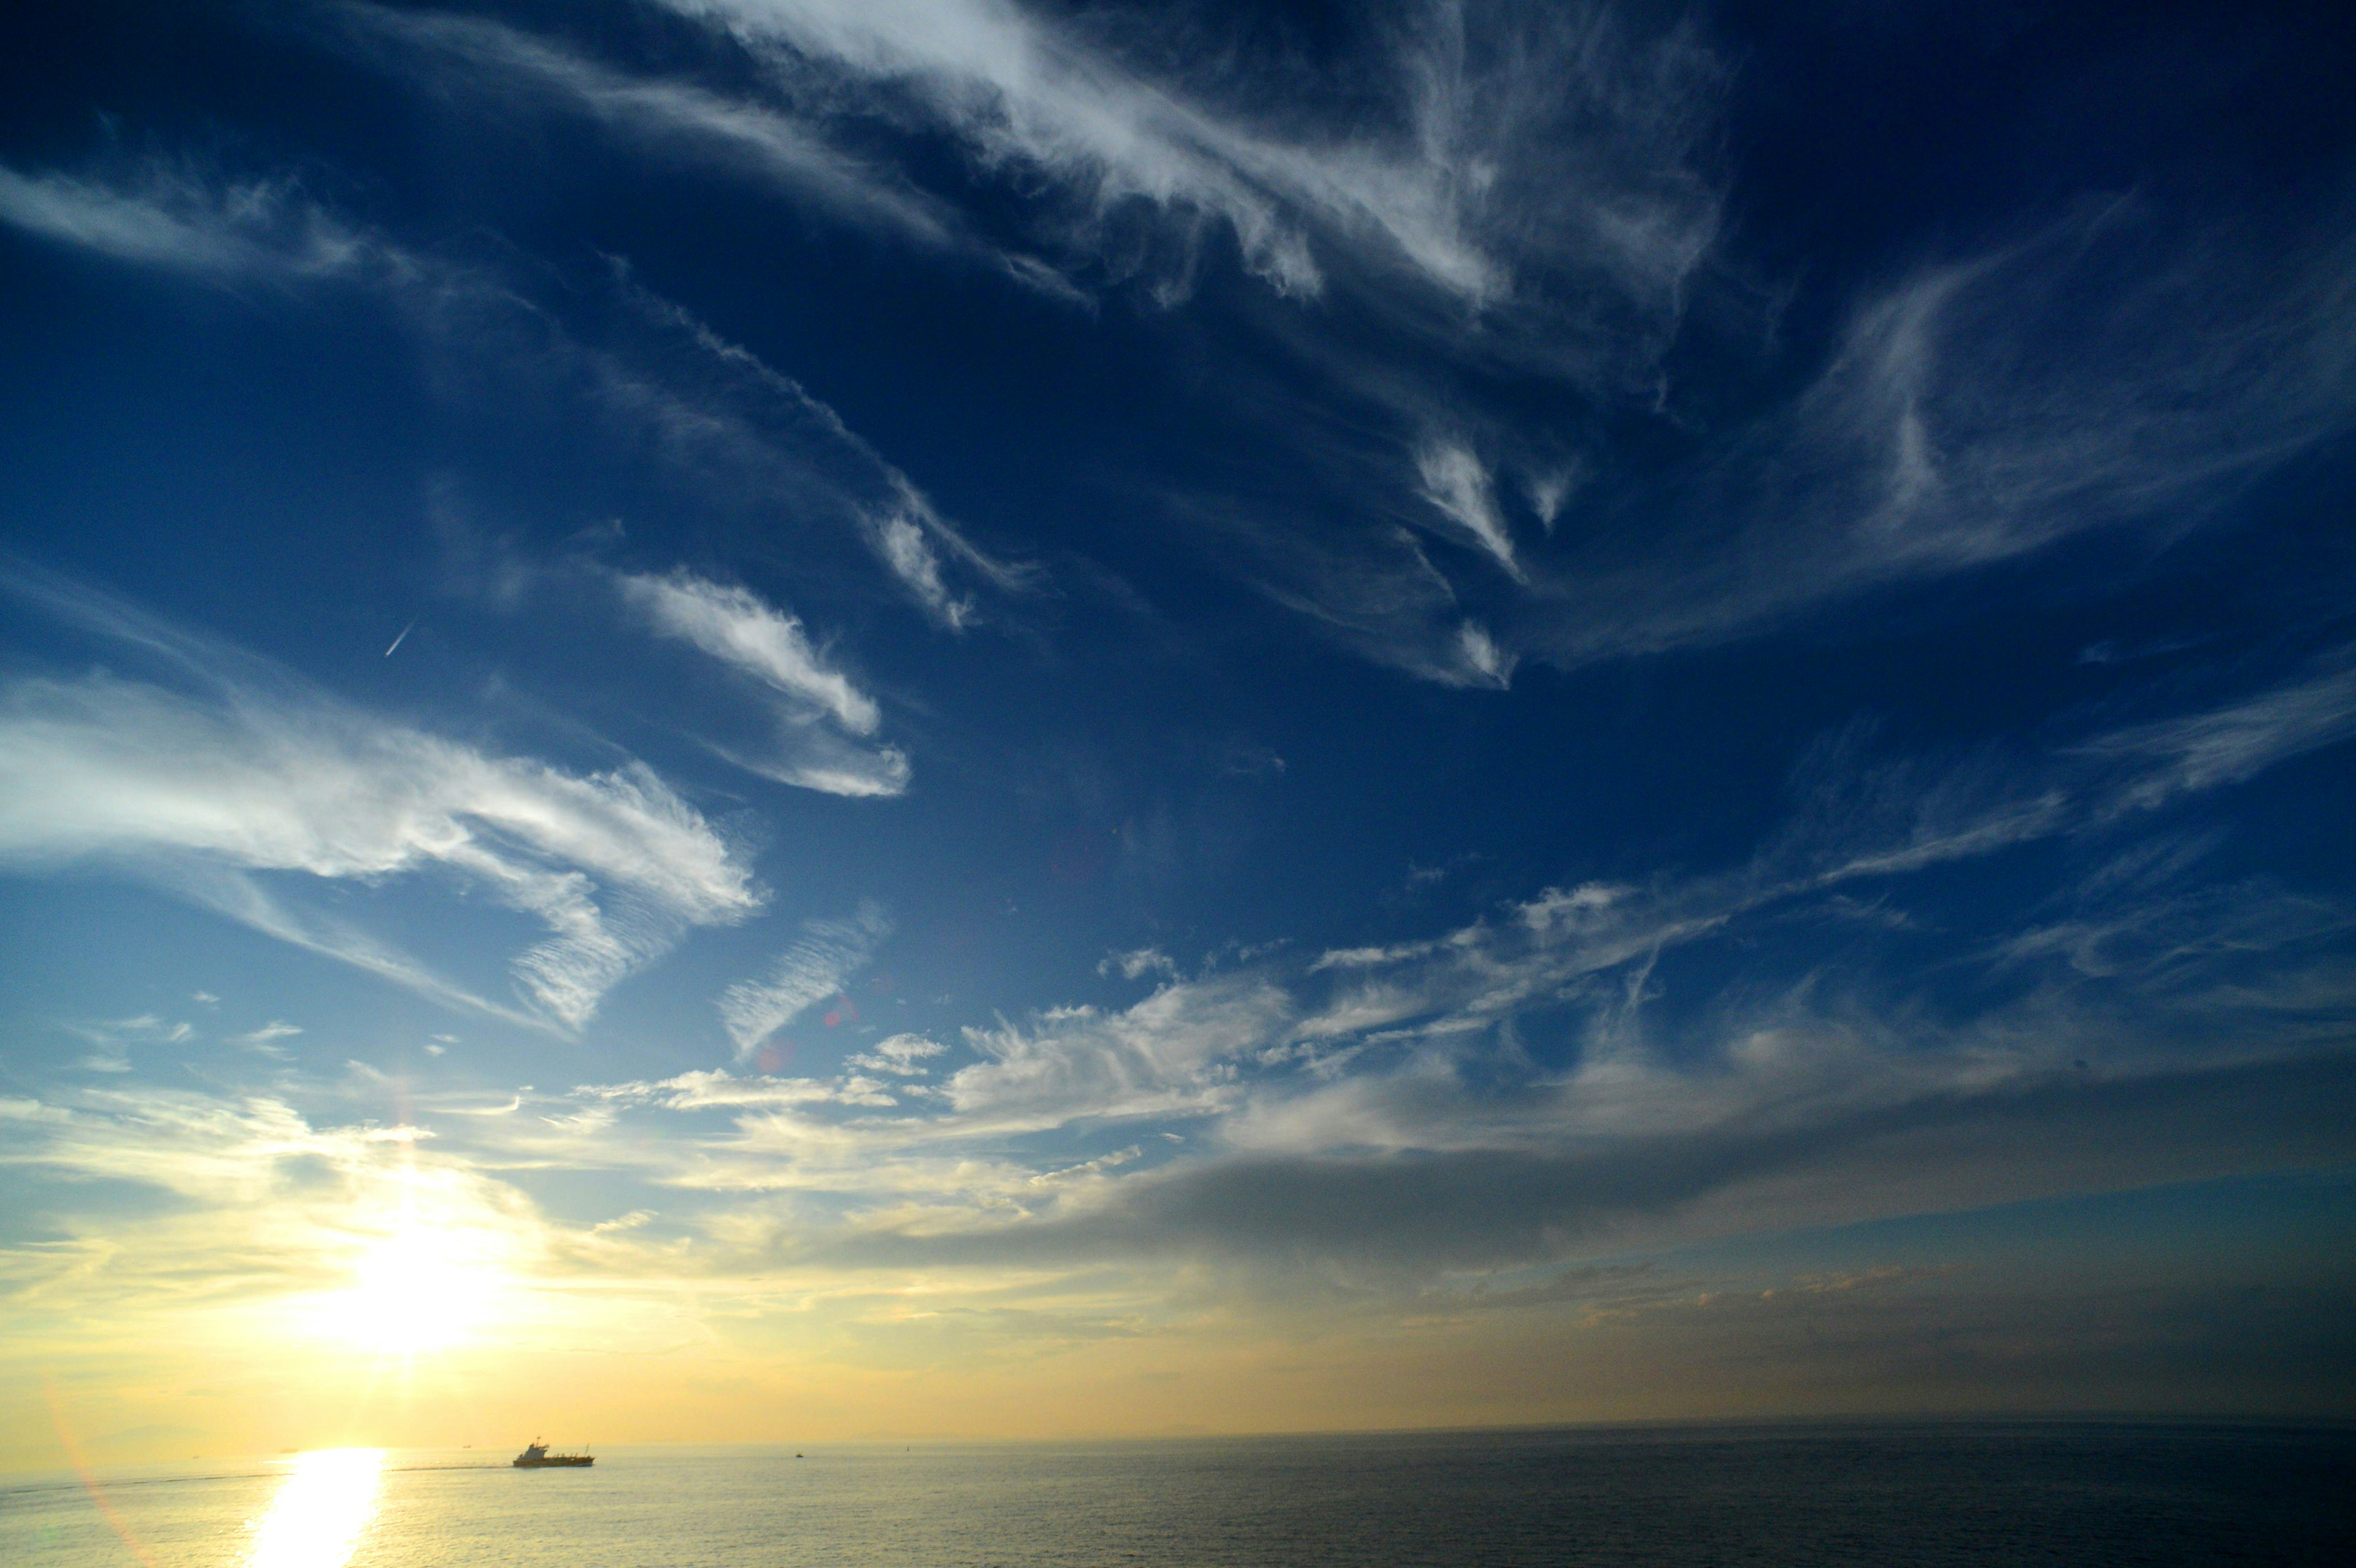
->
<box><xmin>512</xmin><ymin>1439</ymin><xmax>594</xmax><ymax>1468</ymax></box>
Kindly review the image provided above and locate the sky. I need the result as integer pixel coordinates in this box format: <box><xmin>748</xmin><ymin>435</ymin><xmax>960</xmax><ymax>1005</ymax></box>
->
<box><xmin>2</xmin><ymin>0</ymin><xmax>2354</xmax><ymax>1465</ymax></box>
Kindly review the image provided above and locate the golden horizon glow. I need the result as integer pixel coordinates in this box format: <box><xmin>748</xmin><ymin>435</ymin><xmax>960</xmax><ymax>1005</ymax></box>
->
<box><xmin>246</xmin><ymin>1448</ymin><xmax>383</xmax><ymax>1568</ymax></box>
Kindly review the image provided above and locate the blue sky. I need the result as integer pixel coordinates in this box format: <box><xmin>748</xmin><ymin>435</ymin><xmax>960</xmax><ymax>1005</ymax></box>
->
<box><xmin>2</xmin><ymin>0</ymin><xmax>2354</xmax><ymax>1449</ymax></box>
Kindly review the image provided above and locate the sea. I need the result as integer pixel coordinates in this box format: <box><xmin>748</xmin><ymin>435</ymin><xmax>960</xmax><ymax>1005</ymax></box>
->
<box><xmin>3</xmin><ymin>1423</ymin><xmax>2350</xmax><ymax>1567</ymax></box>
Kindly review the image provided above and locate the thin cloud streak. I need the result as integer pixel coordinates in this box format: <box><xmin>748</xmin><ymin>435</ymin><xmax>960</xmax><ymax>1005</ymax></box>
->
<box><xmin>0</xmin><ymin>161</ymin><xmax>370</xmax><ymax>279</ymax></box>
<box><xmin>328</xmin><ymin>0</ymin><xmax>963</xmax><ymax>248</ymax></box>
<box><xmin>323</xmin><ymin>0</ymin><xmax>1097</xmax><ymax>306</ymax></box>
<box><xmin>595</xmin><ymin>280</ymin><xmax>1039</xmax><ymax>629</ymax></box>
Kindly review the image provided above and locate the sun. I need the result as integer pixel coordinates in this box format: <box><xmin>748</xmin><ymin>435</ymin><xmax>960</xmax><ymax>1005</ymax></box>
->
<box><xmin>329</xmin><ymin>1226</ymin><xmax>509</xmax><ymax>1355</ymax></box>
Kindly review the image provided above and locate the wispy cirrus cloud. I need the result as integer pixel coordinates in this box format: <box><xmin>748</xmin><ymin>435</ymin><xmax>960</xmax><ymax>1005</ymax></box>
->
<box><xmin>944</xmin><ymin>974</ymin><xmax>1295</xmax><ymax>1132</ymax></box>
<box><xmin>9</xmin><ymin>653</ymin><xmax>2352</xmax><ymax>1300</ymax></box>
<box><xmin>326</xmin><ymin>0</ymin><xmax>964</xmax><ymax>250</ymax></box>
<box><xmin>598</xmin><ymin>283</ymin><xmax>1036</xmax><ymax>628</ymax></box>
<box><xmin>2085</xmin><ymin>655</ymin><xmax>2356</xmax><ymax>810</ymax></box>
<box><xmin>61</xmin><ymin>1015</ymin><xmax>194</xmax><ymax>1075</ymax></box>
<box><xmin>1414</xmin><ymin>440</ymin><xmax>1522</xmax><ymax>582</ymax></box>
<box><xmin>654</xmin><ymin>0</ymin><xmax>1722</xmax><ymax>317</ymax></box>
<box><xmin>617</xmin><ymin>567</ymin><xmax>911</xmax><ymax>796</ymax></box>
<box><xmin>1328</xmin><ymin>196</ymin><xmax>2356</xmax><ymax>682</ymax></box>
<box><xmin>0</xmin><ymin>155</ymin><xmax>1031</xmax><ymax>642</ymax></box>
<box><xmin>621</xmin><ymin>568</ymin><xmax>878</xmax><ymax>732</ymax></box>
<box><xmin>1197</xmin><ymin>192</ymin><xmax>2356</xmax><ymax>688</ymax></box>
<box><xmin>1098</xmin><ymin>947</ymin><xmax>1177</xmax><ymax>982</ymax></box>
<box><xmin>1558</xmin><ymin>206</ymin><xmax>2356</xmax><ymax>647</ymax></box>
<box><xmin>1287</xmin><ymin>656</ymin><xmax>2356</xmax><ymax>1061</ymax></box>
<box><xmin>153</xmin><ymin>9</ymin><xmax>2353</xmax><ymax>711</ymax></box>
<box><xmin>846</xmin><ymin>1032</ymin><xmax>945</xmax><ymax>1076</ymax></box>
<box><xmin>302</xmin><ymin>1</ymin><xmax>1732</xmax><ymax>688</ymax></box>
<box><xmin>718</xmin><ymin>899</ymin><xmax>892</xmax><ymax>1058</ymax></box>
<box><xmin>0</xmin><ymin>569</ymin><xmax>761</xmax><ymax>1032</ymax></box>
<box><xmin>323</xmin><ymin>0</ymin><xmax>1101</xmax><ymax>309</ymax></box>
<box><xmin>0</xmin><ymin>160</ymin><xmax>372</xmax><ymax>279</ymax></box>
<box><xmin>229</xmin><ymin>1020</ymin><xmax>305</xmax><ymax>1059</ymax></box>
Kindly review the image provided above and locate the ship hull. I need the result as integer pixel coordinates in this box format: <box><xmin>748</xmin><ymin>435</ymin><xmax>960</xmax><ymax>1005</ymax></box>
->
<box><xmin>514</xmin><ymin>1457</ymin><xmax>594</xmax><ymax>1467</ymax></box>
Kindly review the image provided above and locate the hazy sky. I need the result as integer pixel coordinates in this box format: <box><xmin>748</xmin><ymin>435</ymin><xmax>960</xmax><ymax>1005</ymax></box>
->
<box><xmin>4</xmin><ymin>0</ymin><xmax>2354</xmax><ymax>1464</ymax></box>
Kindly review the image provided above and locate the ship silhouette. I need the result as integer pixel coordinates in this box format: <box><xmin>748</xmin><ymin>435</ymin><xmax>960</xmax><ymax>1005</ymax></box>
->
<box><xmin>513</xmin><ymin>1439</ymin><xmax>593</xmax><ymax>1468</ymax></box>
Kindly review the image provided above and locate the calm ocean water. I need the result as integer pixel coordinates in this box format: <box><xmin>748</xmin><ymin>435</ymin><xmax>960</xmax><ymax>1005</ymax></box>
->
<box><xmin>3</xmin><ymin>1424</ymin><xmax>2350</xmax><ymax>1567</ymax></box>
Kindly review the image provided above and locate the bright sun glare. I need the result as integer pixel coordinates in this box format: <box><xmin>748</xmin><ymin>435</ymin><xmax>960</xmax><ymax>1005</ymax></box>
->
<box><xmin>248</xmin><ymin>1448</ymin><xmax>383</xmax><ymax>1568</ymax></box>
<box><xmin>333</xmin><ymin>1227</ymin><xmax>507</xmax><ymax>1354</ymax></box>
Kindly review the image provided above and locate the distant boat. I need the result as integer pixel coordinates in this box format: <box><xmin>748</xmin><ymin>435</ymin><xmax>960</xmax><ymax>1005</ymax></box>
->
<box><xmin>513</xmin><ymin>1439</ymin><xmax>593</xmax><ymax>1468</ymax></box>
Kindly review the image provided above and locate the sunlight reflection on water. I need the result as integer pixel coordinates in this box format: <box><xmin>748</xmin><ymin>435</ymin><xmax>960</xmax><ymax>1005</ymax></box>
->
<box><xmin>247</xmin><ymin>1449</ymin><xmax>382</xmax><ymax>1568</ymax></box>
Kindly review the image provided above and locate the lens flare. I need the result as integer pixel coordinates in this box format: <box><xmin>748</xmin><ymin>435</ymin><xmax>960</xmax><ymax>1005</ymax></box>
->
<box><xmin>247</xmin><ymin>1448</ymin><xmax>383</xmax><ymax>1568</ymax></box>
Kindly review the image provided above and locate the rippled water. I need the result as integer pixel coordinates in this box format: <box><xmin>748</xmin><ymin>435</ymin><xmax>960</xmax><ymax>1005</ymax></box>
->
<box><xmin>4</xmin><ymin>1424</ymin><xmax>2350</xmax><ymax>1567</ymax></box>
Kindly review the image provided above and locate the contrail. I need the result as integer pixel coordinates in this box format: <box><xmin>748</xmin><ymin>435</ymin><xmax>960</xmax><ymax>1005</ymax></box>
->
<box><xmin>384</xmin><ymin>618</ymin><xmax>417</xmax><ymax>658</ymax></box>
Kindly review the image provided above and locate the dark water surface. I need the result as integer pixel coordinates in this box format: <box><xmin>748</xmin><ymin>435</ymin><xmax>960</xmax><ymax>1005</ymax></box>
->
<box><xmin>4</xmin><ymin>1424</ymin><xmax>2350</xmax><ymax>1567</ymax></box>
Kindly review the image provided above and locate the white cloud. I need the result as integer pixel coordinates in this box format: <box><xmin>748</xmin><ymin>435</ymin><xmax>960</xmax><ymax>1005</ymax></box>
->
<box><xmin>1989</xmin><ymin>881</ymin><xmax>2355</xmax><ymax>987</ymax></box>
<box><xmin>0</xmin><ymin>161</ymin><xmax>369</xmax><ymax>279</ymax></box>
<box><xmin>666</xmin><ymin>0</ymin><xmax>1319</xmax><ymax>296</ymax></box>
<box><xmin>1415</xmin><ymin>440</ymin><xmax>1520</xmax><ymax>578</ymax></box>
<box><xmin>67</xmin><ymin>1015</ymin><xmax>193</xmax><ymax>1048</ymax></box>
<box><xmin>1219</xmin><ymin>198</ymin><xmax>2356</xmax><ymax>689</ymax></box>
<box><xmin>0</xmin><ymin>574</ymin><xmax>760</xmax><ymax>1032</ymax></box>
<box><xmin>1525</xmin><ymin>467</ymin><xmax>1576</xmax><ymax>531</ymax></box>
<box><xmin>643</xmin><ymin>1069</ymin><xmax>841</xmax><ymax>1110</ymax></box>
<box><xmin>872</xmin><ymin>504</ymin><xmax>966</xmax><ymax>629</ymax></box>
<box><xmin>865</xmin><ymin>476</ymin><xmax>1038</xmax><ymax>632</ymax></box>
<box><xmin>1026</xmin><ymin>1144</ymin><xmax>1141</xmax><ymax>1186</ymax></box>
<box><xmin>620</xmin><ymin>569</ymin><xmax>880</xmax><ymax>733</ymax></box>
<box><xmin>1096</xmin><ymin>947</ymin><xmax>1177</xmax><ymax>982</ymax></box>
<box><xmin>722</xmin><ymin>731</ymin><xmax>913</xmax><ymax>799</ymax></box>
<box><xmin>1311</xmin><ymin>941</ymin><xmax>1442</xmax><ymax>973</ymax></box>
<box><xmin>23</xmin><ymin>681</ymin><xmax>2333</xmax><ymax>1288</ymax></box>
<box><xmin>946</xmin><ymin>975</ymin><xmax>1294</xmax><ymax>1130</ymax></box>
<box><xmin>718</xmin><ymin>901</ymin><xmax>893</xmax><ymax>1057</ymax></box>
<box><xmin>1455</xmin><ymin>621</ymin><xmax>1515</xmax><ymax>688</ymax></box>
<box><xmin>577</xmin><ymin>0</ymin><xmax>1734</xmax><ymax>694</ymax></box>
<box><xmin>1526</xmin><ymin>203</ymin><xmax>2356</xmax><ymax>667</ymax></box>
<box><xmin>63</xmin><ymin>1015</ymin><xmax>193</xmax><ymax>1074</ymax></box>
<box><xmin>616</xmin><ymin>567</ymin><xmax>916</xmax><ymax>798</ymax></box>
<box><xmin>600</xmin><ymin>285</ymin><xmax>1037</xmax><ymax>628</ymax></box>
<box><xmin>2090</xmin><ymin>658</ymin><xmax>2356</xmax><ymax>810</ymax></box>
<box><xmin>0</xmin><ymin>1087</ymin><xmax>427</xmax><ymax>1207</ymax></box>
<box><xmin>658</xmin><ymin>0</ymin><xmax>1722</xmax><ymax>314</ymax></box>
<box><xmin>231</xmin><ymin>1021</ymin><xmax>304</xmax><ymax>1059</ymax></box>
<box><xmin>0</xmin><ymin>156</ymin><xmax>1031</xmax><ymax>647</ymax></box>
<box><xmin>330</xmin><ymin>1</ymin><xmax>963</xmax><ymax>248</ymax></box>
<box><xmin>847</xmin><ymin>1033</ymin><xmax>947</xmax><ymax>1076</ymax></box>
<box><xmin>1279</xmin><ymin>667</ymin><xmax>2356</xmax><ymax>1073</ymax></box>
